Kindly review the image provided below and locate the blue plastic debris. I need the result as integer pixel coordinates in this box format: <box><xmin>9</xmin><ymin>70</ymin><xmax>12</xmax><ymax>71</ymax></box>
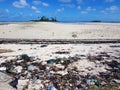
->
<box><xmin>48</xmin><ymin>86</ymin><xmax>56</xmax><ymax>90</ymax></box>
<box><xmin>9</xmin><ymin>77</ymin><xmax>18</xmax><ymax>89</ymax></box>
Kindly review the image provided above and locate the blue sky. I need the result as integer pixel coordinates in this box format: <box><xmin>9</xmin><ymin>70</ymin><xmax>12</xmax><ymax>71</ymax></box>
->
<box><xmin>0</xmin><ymin>0</ymin><xmax>120</xmax><ymax>21</ymax></box>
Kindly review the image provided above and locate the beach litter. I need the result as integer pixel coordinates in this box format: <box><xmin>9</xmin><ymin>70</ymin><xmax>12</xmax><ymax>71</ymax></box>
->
<box><xmin>41</xmin><ymin>44</ymin><xmax>48</xmax><ymax>47</ymax></box>
<box><xmin>48</xmin><ymin>86</ymin><xmax>57</xmax><ymax>90</ymax></box>
<box><xmin>9</xmin><ymin>77</ymin><xmax>18</xmax><ymax>89</ymax></box>
<box><xmin>20</xmin><ymin>54</ymin><xmax>30</xmax><ymax>60</ymax></box>
<box><xmin>0</xmin><ymin>66</ymin><xmax>6</xmax><ymax>71</ymax></box>
<box><xmin>47</xmin><ymin>58</ymin><xmax>62</xmax><ymax>64</ymax></box>
<box><xmin>0</xmin><ymin>44</ymin><xmax>120</xmax><ymax>90</ymax></box>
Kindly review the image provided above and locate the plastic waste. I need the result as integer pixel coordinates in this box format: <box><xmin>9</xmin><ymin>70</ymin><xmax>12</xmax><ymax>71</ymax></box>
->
<box><xmin>48</xmin><ymin>86</ymin><xmax>56</xmax><ymax>90</ymax></box>
<box><xmin>100</xmin><ymin>81</ymin><xmax>106</xmax><ymax>86</ymax></box>
<box><xmin>113</xmin><ymin>79</ymin><xmax>120</xmax><ymax>84</ymax></box>
<box><xmin>26</xmin><ymin>72</ymin><xmax>31</xmax><ymax>79</ymax></box>
<box><xmin>47</xmin><ymin>58</ymin><xmax>62</xmax><ymax>64</ymax></box>
<box><xmin>27</xmin><ymin>65</ymin><xmax>38</xmax><ymax>71</ymax></box>
<box><xmin>74</xmin><ymin>87</ymin><xmax>79</xmax><ymax>90</ymax></box>
<box><xmin>20</xmin><ymin>54</ymin><xmax>30</xmax><ymax>60</ymax></box>
<box><xmin>87</xmin><ymin>79</ymin><xmax>95</xmax><ymax>85</ymax></box>
<box><xmin>81</xmin><ymin>84</ymin><xmax>88</xmax><ymax>89</ymax></box>
<box><xmin>9</xmin><ymin>77</ymin><xmax>18</xmax><ymax>89</ymax></box>
<box><xmin>8</xmin><ymin>65</ymin><xmax>16</xmax><ymax>73</ymax></box>
<box><xmin>55</xmin><ymin>58</ymin><xmax>61</xmax><ymax>63</ymax></box>
<box><xmin>47</xmin><ymin>59</ymin><xmax>55</xmax><ymax>64</ymax></box>
<box><xmin>41</xmin><ymin>44</ymin><xmax>47</xmax><ymax>47</ymax></box>
<box><xmin>94</xmin><ymin>79</ymin><xmax>100</xmax><ymax>87</ymax></box>
<box><xmin>0</xmin><ymin>67</ymin><xmax>6</xmax><ymax>71</ymax></box>
<box><xmin>15</xmin><ymin>66</ymin><xmax>22</xmax><ymax>74</ymax></box>
<box><xmin>32</xmin><ymin>76</ymin><xmax>37</xmax><ymax>83</ymax></box>
<box><xmin>30</xmin><ymin>56</ymin><xmax>37</xmax><ymax>60</ymax></box>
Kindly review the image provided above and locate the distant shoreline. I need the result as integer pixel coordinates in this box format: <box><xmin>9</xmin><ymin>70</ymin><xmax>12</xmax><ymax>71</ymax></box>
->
<box><xmin>0</xmin><ymin>21</ymin><xmax>120</xmax><ymax>23</ymax></box>
<box><xmin>0</xmin><ymin>21</ymin><xmax>120</xmax><ymax>26</ymax></box>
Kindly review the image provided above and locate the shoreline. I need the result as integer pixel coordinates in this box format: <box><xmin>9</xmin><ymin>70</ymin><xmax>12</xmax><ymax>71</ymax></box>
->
<box><xmin>0</xmin><ymin>38</ymin><xmax>120</xmax><ymax>44</ymax></box>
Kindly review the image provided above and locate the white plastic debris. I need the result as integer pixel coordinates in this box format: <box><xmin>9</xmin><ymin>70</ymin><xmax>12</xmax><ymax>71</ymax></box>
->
<box><xmin>113</xmin><ymin>79</ymin><xmax>120</xmax><ymax>84</ymax></box>
<box><xmin>28</xmin><ymin>65</ymin><xmax>39</xmax><ymax>71</ymax></box>
<box><xmin>15</xmin><ymin>66</ymin><xmax>23</xmax><ymax>73</ymax></box>
<box><xmin>0</xmin><ymin>67</ymin><xmax>6</xmax><ymax>71</ymax></box>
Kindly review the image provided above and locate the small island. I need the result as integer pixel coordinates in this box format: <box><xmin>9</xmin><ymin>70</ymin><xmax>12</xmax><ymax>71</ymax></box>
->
<box><xmin>91</xmin><ymin>20</ymin><xmax>102</xmax><ymax>22</ymax></box>
<box><xmin>32</xmin><ymin>16</ymin><xmax>57</xmax><ymax>22</ymax></box>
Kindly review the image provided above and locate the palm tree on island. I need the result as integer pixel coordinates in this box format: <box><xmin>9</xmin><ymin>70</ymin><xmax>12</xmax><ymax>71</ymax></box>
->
<box><xmin>32</xmin><ymin>16</ymin><xmax>57</xmax><ymax>22</ymax></box>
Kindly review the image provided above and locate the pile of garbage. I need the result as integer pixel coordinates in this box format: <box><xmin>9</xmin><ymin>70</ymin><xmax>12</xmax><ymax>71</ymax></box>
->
<box><xmin>0</xmin><ymin>52</ymin><xmax>120</xmax><ymax>90</ymax></box>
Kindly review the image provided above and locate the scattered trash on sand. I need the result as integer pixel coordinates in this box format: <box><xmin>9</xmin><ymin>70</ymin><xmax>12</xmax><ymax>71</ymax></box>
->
<box><xmin>0</xmin><ymin>44</ymin><xmax>120</xmax><ymax>89</ymax></box>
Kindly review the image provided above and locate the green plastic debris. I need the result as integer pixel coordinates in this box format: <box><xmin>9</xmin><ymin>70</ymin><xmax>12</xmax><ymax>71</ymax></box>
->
<box><xmin>47</xmin><ymin>58</ymin><xmax>62</xmax><ymax>64</ymax></box>
<box><xmin>20</xmin><ymin>54</ymin><xmax>30</xmax><ymax>60</ymax></box>
<box><xmin>47</xmin><ymin>59</ymin><xmax>55</xmax><ymax>64</ymax></box>
<box><xmin>55</xmin><ymin>58</ymin><xmax>61</xmax><ymax>63</ymax></box>
<box><xmin>94</xmin><ymin>79</ymin><xmax>100</xmax><ymax>87</ymax></box>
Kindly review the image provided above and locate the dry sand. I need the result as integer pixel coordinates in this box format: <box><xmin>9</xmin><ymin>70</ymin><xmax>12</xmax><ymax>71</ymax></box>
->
<box><xmin>0</xmin><ymin>22</ymin><xmax>120</xmax><ymax>39</ymax></box>
<box><xmin>0</xmin><ymin>44</ymin><xmax>114</xmax><ymax>63</ymax></box>
<box><xmin>0</xmin><ymin>22</ymin><xmax>120</xmax><ymax>90</ymax></box>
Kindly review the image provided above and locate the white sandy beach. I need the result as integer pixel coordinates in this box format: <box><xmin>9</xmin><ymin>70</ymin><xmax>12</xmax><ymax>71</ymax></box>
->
<box><xmin>0</xmin><ymin>22</ymin><xmax>120</xmax><ymax>39</ymax></box>
<box><xmin>0</xmin><ymin>22</ymin><xmax>120</xmax><ymax>90</ymax></box>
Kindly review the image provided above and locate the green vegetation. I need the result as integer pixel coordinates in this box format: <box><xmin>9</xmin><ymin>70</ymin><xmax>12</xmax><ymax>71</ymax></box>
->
<box><xmin>32</xmin><ymin>16</ymin><xmax>57</xmax><ymax>22</ymax></box>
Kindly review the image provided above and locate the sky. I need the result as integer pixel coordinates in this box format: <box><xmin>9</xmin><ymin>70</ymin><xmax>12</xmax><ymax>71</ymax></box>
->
<box><xmin>0</xmin><ymin>0</ymin><xmax>120</xmax><ymax>22</ymax></box>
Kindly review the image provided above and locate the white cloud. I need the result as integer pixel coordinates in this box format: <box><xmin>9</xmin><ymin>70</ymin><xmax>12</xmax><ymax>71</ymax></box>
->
<box><xmin>76</xmin><ymin>0</ymin><xmax>82</xmax><ymax>4</ymax></box>
<box><xmin>31</xmin><ymin>6</ymin><xmax>37</xmax><ymax>11</ymax></box>
<box><xmin>61</xmin><ymin>4</ymin><xmax>75</xmax><ymax>8</ymax></box>
<box><xmin>59</xmin><ymin>0</ymin><xmax>71</xmax><ymax>3</ymax></box>
<box><xmin>105</xmin><ymin>0</ymin><xmax>114</xmax><ymax>3</ymax></box>
<box><xmin>107</xmin><ymin>6</ymin><xmax>119</xmax><ymax>11</ymax></box>
<box><xmin>80</xmin><ymin>6</ymin><xmax>96</xmax><ymax>14</ymax></box>
<box><xmin>77</xmin><ymin>6</ymin><xmax>81</xmax><ymax>10</ymax></box>
<box><xmin>31</xmin><ymin>6</ymin><xmax>40</xmax><ymax>13</ymax></box>
<box><xmin>33</xmin><ymin>1</ymin><xmax>49</xmax><ymax>7</ymax></box>
<box><xmin>101</xmin><ymin>6</ymin><xmax>119</xmax><ymax>14</ymax></box>
<box><xmin>13</xmin><ymin>0</ymin><xmax>28</xmax><ymax>8</ymax></box>
<box><xmin>57</xmin><ymin>8</ymin><xmax>64</xmax><ymax>12</ymax></box>
<box><xmin>55</xmin><ymin>7</ymin><xmax>64</xmax><ymax>15</ymax></box>
<box><xmin>33</xmin><ymin>1</ymin><xmax>41</xmax><ymax>5</ymax></box>
<box><xmin>42</xmin><ymin>2</ymin><xmax>49</xmax><ymax>7</ymax></box>
<box><xmin>81</xmin><ymin>11</ymin><xmax>88</xmax><ymax>14</ymax></box>
<box><xmin>5</xmin><ymin>9</ymin><xmax>9</xmax><ymax>13</ymax></box>
<box><xmin>86</xmin><ymin>6</ymin><xmax>96</xmax><ymax>11</ymax></box>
